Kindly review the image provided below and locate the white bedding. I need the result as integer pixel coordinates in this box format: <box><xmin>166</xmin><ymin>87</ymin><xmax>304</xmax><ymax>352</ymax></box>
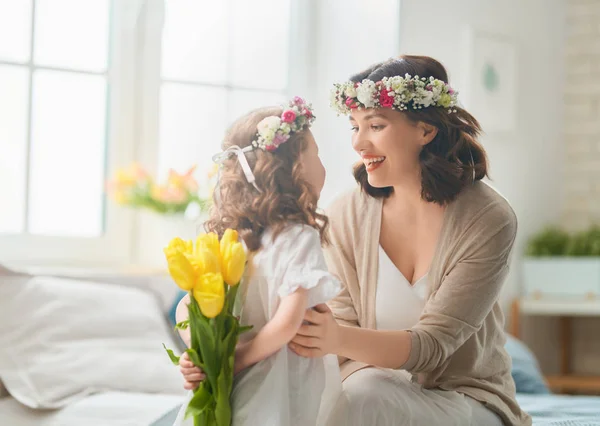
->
<box><xmin>517</xmin><ymin>393</ymin><xmax>600</xmax><ymax>426</ymax></box>
<box><xmin>0</xmin><ymin>392</ymin><xmax>182</xmax><ymax>426</ymax></box>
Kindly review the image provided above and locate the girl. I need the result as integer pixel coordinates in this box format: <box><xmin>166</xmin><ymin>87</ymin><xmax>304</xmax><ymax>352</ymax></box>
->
<box><xmin>173</xmin><ymin>98</ymin><xmax>346</xmax><ymax>426</ymax></box>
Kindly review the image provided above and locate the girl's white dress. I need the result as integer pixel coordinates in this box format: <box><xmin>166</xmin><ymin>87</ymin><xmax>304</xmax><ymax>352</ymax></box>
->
<box><xmin>173</xmin><ymin>225</ymin><xmax>347</xmax><ymax>426</ymax></box>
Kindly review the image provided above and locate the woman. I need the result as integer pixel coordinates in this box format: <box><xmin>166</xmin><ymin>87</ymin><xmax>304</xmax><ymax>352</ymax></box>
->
<box><xmin>288</xmin><ymin>55</ymin><xmax>531</xmax><ymax>425</ymax></box>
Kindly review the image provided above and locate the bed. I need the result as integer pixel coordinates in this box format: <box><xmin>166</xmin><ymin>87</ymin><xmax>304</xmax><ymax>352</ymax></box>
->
<box><xmin>0</xmin><ymin>392</ymin><xmax>183</xmax><ymax>426</ymax></box>
<box><xmin>518</xmin><ymin>393</ymin><xmax>600</xmax><ymax>425</ymax></box>
<box><xmin>1</xmin><ymin>267</ymin><xmax>599</xmax><ymax>425</ymax></box>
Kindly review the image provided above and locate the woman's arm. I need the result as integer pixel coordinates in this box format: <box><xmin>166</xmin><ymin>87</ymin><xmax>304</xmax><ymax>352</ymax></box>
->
<box><xmin>292</xmin><ymin>304</ymin><xmax>412</xmax><ymax>369</ymax></box>
<box><xmin>292</xmin><ymin>206</ymin><xmax>517</xmax><ymax>373</ymax></box>
<box><xmin>235</xmin><ymin>288</ymin><xmax>308</xmax><ymax>374</ymax></box>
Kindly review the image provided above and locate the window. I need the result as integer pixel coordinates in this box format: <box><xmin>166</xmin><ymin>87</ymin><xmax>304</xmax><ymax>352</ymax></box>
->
<box><xmin>0</xmin><ymin>0</ymin><xmax>110</xmax><ymax>237</ymax></box>
<box><xmin>0</xmin><ymin>0</ymin><xmax>304</xmax><ymax>265</ymax></box>
<box><xmin>156</xmin><ymin>0</ymin><xmax>292</xmax><ymax>179</ymax></box>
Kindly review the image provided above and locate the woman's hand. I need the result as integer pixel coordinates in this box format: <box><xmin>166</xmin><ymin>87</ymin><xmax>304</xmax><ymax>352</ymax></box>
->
<box><xmin>289</xmin><ymin>303</ymin><xmax>341</xmax><ymax>358</ymax></box>
<box><xmin>179</xmin><ymin>352</ymin><xmax>205</xmax><ymax>390</ymax></box>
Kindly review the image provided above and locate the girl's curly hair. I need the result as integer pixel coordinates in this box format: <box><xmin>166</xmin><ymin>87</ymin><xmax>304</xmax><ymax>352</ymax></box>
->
<box><xmin>205</xmin><ymin>107</ymin><xmax>328</xmax><ymax>252</ymax></box>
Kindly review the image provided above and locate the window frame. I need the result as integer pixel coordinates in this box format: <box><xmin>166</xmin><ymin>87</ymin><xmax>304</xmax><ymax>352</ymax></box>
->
<box><xmin>0</xmin><ymin>0</ymin><xmax>312</xmax><ymax>267</ymax></box>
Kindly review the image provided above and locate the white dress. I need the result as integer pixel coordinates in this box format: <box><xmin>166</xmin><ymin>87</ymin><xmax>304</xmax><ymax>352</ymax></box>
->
<box><xmin>173</xmin><ymin>225</ymin><xmax>347</xmax><ymax>426</ymax></box>
<box><xmin>342</xmin><ymin>246</ymin><xmax>502</xmax><ymax>426</ymax></box>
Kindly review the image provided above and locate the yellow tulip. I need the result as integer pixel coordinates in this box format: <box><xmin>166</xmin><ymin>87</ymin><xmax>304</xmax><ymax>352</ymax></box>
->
<box><xmin>193</xmin><ymin>272</ymin><xmax>225</xmax><ymax>318</ymax></box>
<box><xmin>164</xmin><ymin>237</ymin><xmax>193</xmax><ymax>258</ymax></box>
<box><xmin>221</xmin><ymin>241</ymin><xmax>246</xmax><ymax>286</ymax></box>
<box><xmin>196</xmin><ymin>232</ymin><xmax>221</xmax><ymax>260</ymax></box>
<box><xmin>186</xmin><ymin>247</ymin><xmax>221</xmax><ymax>276</ymax></box>
<box><xmin>165</xmin><ymin>251</ymin><xmax>196</xmax><ymax>291</ymax></box>
<box><xmin>220</xmin><ymin>229</ymin><xmax>239</xmax><ymax>255</ymax></box>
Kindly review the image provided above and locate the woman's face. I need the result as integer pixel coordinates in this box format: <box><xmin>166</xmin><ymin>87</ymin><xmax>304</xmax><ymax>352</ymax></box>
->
<box><xmin>299</xmin><ymin>130</ymin><xmax>326</xmax><ymax>199</ymax></box>
<box><xmin>349</xmin><ymin>108</ymin><xmax>437</xmax><ymax>189</ymax></box>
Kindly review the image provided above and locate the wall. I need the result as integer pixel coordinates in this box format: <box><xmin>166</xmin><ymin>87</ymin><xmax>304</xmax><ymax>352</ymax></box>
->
<box><xmin>397</xmin><ymin>0</ymin><xmax>567</xmax><ymax>310</ymax></box>
<box><xmin>312</xmin><ymin>0</ymin><xmax>574</xmax><ymax>375</ymax></box>
<box><xmin>559</xmin><ymin>0</ymin><xmax>600</xmax><ymax>376</ymax></box>
<box><xmin>563</xmin><ymin>0</ymin><xmax>600</xmax><ymax>229</ymax></box>
<box><xmin>308</xmin><ymin>0</ymin><xmax>402</xmax><ymax>207</ymax></box>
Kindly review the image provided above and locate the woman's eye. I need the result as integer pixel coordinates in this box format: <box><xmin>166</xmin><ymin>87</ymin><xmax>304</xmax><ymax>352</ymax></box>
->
<box><xmin>350</xmin><ymin>126</ymin><xmax>358</xmax><ymax>132</ymax></box>
<box><xmin>371</xmin><ymin>125</ymin><xmax>385</xmax><ymax>131</ymax></box>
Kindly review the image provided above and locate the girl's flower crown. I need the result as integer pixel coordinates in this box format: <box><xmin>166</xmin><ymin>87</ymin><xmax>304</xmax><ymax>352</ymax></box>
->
<box><xmin>252</xmin><ymin>96</ymin><xmax>316</xmax><ymax>152</ymax></box>
<box><xmin>330</xmin><ymin>74</ymin><xmax>459</xmax><ymax>115</ymax></box>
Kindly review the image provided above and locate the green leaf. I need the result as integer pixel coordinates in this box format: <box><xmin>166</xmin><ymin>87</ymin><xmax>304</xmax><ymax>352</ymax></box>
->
<box><xmin>214</xmin><ymin>365</ymin><xmax>233</xmax><ymax>426</ymax></box>
<box><xmin>193</xmin><ymin>308</ymin><xmax>220</xmax><ymax>392</ymax></box>
<box><xmin>184</xmin><ymin>383</ymin><xmax>214</xmax><ymax>419</ymax></box>
<box><xmin>174</xmin><ymin>320</ymin><xmax>190</xmax><ymax>330</ymax></box>
<box><xmin>238</xmin><ymin>325</ymin><xmax>253</xmax><ymax>335</ymax></box>
<box><xmin>163</xmin><ymin>344</ymin><xmax>180</xmax><ymax>366</ymax></box>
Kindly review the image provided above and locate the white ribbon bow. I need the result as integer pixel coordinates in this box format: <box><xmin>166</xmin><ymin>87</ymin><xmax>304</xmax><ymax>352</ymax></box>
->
<box><xmin>212</xmin><ymin>145</ymin><xmax>260</xmax><ymax>192</ymax></box>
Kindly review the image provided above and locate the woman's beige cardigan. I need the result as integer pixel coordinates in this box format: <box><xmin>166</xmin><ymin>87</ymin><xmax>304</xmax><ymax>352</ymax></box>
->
<box><xmin>324</xmin><ymin>182</ymin><xmax>531</xmax><ymax>426</ymax></box>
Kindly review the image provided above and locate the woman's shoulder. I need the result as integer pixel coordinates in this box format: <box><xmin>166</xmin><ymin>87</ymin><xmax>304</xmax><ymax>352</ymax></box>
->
<box><xmin>453</xmin><ymin>181</ymin><xmax>518</xmax><ymax>237</ymax></box>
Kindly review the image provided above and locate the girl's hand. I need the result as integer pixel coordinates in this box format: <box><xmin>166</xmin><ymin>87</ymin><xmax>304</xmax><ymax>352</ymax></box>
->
<box><xmin>289</xmin><ymin>303</ymin><xmax>341</xmax><ymax>358</ymax></box>
<box><xmin>179</xmin><ymin>352</ymin><xmax>205</xmax><ymax>390</ymax></box>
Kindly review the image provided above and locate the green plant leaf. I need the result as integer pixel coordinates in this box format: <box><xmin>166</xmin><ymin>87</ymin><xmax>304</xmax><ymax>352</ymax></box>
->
<box><xmin>238</xmin><ymin>325</ymin><xmax>253</xmax><ymax>335</ymax></box>
<box><xmin>163</xmin><ymin>344</ymin><xmax>180</xmax><ymax>366</ymax></box>
<box><xmin>214</xmin><ymin>365</ymin><xmax>233</xmax><ymax>426</ymax></box>
<box><xmin>174</xmin><ymin>320</ymin><xmax>190</xmax><ymax>330</ymax></box>
<box><xmin>184</xmin><ymin>383</ymin><xmax>214</xmax><ymax>419</ymax></box>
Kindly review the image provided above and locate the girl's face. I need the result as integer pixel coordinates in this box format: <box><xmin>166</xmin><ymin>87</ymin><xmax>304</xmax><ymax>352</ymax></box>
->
<box><xmin>349</xmin><ymin>108</ymin><xmax>437</xmax><ymax>188</ymax></box>
<box><xmin>299</xmin><ymin>130</ymin><xmax>326</xmax><ymax>199</ymax></box>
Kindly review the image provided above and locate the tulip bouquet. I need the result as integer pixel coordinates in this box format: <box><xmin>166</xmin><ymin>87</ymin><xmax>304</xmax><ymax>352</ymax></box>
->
<box><xmin>163</xmin><ymin>230</ymin><xmax>250</xmax><ymax>426</ymax></box>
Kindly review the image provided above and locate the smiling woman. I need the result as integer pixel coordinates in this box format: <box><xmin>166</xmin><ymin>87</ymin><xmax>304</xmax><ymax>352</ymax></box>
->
<box><xmin>291</xmin><ymin>55</ymin><xmax>530</xmax><ymax>426</ymax></box>
<box><xmin>348</xmin><ymin>56</ymin><xmax>488</xmax><ymax>204</ymax></box>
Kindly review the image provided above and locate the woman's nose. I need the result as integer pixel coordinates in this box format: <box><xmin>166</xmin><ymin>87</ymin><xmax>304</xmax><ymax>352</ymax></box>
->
<box><xmin>352</xmin><ymin>131</ymin><xmax>369</xmax><ymax>152</ymax></box>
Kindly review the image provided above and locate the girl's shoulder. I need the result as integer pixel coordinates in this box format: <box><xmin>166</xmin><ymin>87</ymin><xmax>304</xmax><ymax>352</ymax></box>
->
<box><xmin>260</xmin><ymin>223</ymin><xmax>320</xmax><ymax>252</ymax></box>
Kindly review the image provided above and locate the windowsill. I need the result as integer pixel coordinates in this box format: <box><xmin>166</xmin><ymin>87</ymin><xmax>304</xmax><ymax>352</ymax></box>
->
<box><xmin>5</xmin><ymin>262</ymin><xmax>168</xmax><ymax>278</ymax></box>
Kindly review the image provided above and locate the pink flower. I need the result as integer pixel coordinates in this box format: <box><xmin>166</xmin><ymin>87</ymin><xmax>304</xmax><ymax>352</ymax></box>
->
<box><xmin>265</xmin><ymin>144</ymin><xmax>277</xmax><ymax>152</ymax></box>
<box><xmin>292</xmin><ymin>96</ymin><xmax>305</xmax><ymax>106</ymax></box>
<box><xmin>448</xmin><ymin>87</ymin><xmax>455</xmax><ymax>95</ymax></box>
<box><xmin>345</xmin><ymin>97</ymin><xmax>358</xmax><ymax>109</ymax></box>
<box><xmin>273</xmin><ymin>133</ymin><xmax>290</xmax><ymax>146</ymax></box>
<box><xmin>281</xmin><ymin>110</ymin><xmax>297</xmax><ymax>123</ymax></box>
<box><xmin>303</xmin><ymin>108</ymin><xmax>313</xmax><ymax>119</ymax></box>
<box><xmin>379</xmin><ymin>89</ymin><xmax>394</xmax><ymax>108</ymax></box>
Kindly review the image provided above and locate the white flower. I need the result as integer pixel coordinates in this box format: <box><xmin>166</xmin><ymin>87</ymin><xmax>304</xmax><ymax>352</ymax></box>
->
<box><xmin>330</xmin><ymin>88</ymin><xmax>341</xmax><ymax>110</ymax></box>
<box><xmin>356</xmin><ymin>80</ymin><xmax>376</xmax><ymax>108</ymax></box>
<box><xmin>417</xmin><ymin>90</ymin><xmax>434</xmax><ymax>107</ymax></box>
<box><xmin>257</xmin><ymin>116</ymin><xmax>281</xmax><ymax>137</ymax></box>
<box><xmin>344</xmin><ymin>85</ymin><xmax>357</xmax><ymax>98</ymax></box>
<box><xmin>280</xmin><ymin>123</ymin><xmax>291</xmax><ymax>134</ymax></box>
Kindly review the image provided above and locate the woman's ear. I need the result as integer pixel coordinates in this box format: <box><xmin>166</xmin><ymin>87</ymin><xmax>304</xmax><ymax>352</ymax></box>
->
<box><xmin>417</xmin><ymin>122</ymin><xmax>438</xmax><ymax>146</ymax></box>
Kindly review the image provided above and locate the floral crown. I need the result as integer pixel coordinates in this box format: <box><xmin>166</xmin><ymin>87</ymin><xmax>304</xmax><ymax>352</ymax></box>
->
<box><xmin>252</xmin><ymin>96</ymin><xmax>316</xmax><ymax>152</ymax></box>
<box><xmin>330</xmin><ymin>74</ymin><xmax>459</xmax><ymax>115</ymax></box>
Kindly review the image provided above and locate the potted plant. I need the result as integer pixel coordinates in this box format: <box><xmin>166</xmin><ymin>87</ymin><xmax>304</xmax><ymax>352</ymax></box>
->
<box><xmin>106</xmin><ymin>163</ymin><xmax>217</xmax><ymax>266</ymax></box>
<box><xmin>523</xmin><ymin>226</ymin><xmax>600</xmax><ymax>298</ymax></box>
<box><xmin>106</xmin><ymin>163</ymin><xmax>214</xmax><ymax>217</ymax></box>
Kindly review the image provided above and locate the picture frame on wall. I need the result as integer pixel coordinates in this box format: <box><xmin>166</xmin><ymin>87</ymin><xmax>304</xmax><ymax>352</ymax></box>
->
<box><xmin>462</xmin><ymin>28</ymin><xmax>518</xmax><ymax>133</ymax></box>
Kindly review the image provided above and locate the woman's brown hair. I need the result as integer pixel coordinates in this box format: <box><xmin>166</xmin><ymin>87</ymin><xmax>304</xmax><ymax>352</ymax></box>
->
<box><xmin>205</xmin><ymin>107</ymin><xmax>328</xmax><ymax>251</ymax></box>
<box><xmin>351</xmin><ymin>55</ymin><xmax>488</xmax><ymax>205</ymax></box>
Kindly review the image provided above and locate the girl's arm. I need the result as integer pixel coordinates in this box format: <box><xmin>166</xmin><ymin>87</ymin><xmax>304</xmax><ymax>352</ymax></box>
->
<box><xmin>234</xmin><ymin>288</ymin><xmax>308</xmax><ymax>374</ymax></box>
<box><xmin>175</xmin><ymin>293</ymin><xmax>191</xmax><ymax>347</ymax></box>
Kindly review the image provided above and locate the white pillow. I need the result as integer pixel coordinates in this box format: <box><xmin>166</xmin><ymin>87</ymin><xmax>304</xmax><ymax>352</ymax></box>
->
<box><xmin>0</xmin><ymin>274</ymin><xmax>185</xmax><ymax>409</ymax></box>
